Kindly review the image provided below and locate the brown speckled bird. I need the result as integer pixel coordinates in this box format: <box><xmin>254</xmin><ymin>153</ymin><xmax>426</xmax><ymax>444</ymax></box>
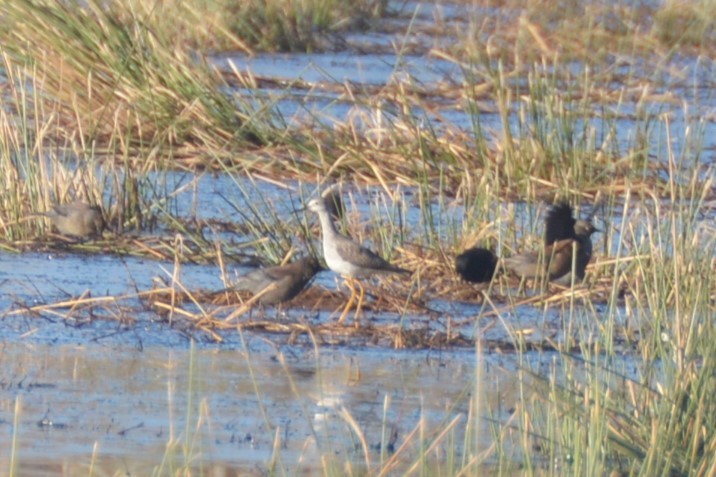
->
<box><xmin>41</xmin><ymin>200</ymin><xmax>105</xmax><ymax>239</ymax></box>
<box><xmin>504</xmin><ymin>202</ymin><xmax>597</xmax><ymax>281</ymax></box>
<box><xmin>227</xmin><ymin>256</ymin><xmax>322</xmax><ymax>306</ymax></box>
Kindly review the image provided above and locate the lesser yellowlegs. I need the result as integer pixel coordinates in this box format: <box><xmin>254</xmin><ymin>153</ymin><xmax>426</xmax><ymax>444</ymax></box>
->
<box><xmin>306</xmin><ymin>195</ymin><xmax>409</xmax><ymax>325</ymax></box>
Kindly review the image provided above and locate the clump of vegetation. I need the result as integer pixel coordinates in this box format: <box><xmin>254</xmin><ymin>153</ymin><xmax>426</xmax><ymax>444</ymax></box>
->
<box><xmin>653</xmin><ymin>0</ymin><xmax>716</xmax><ymax>48</ymax></box>
<box><xmin>457</xmin><ymin>0</ymin><xmax>716</xmax><ymax>67</ymax></box>
<box><xmin>0</xmin><ymin>0</ymin><xmax>272</xmax><ymax>158</ymax></box>
<box><xmin>224</xmin><ymin>0</ymin><xmax>388</xmax><ymax>52</ymax></box>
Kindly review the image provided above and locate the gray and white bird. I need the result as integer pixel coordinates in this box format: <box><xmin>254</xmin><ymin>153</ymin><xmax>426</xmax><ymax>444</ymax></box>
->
<box><xmin>306</xmin><ymin>195</ymin><xmax>409</xmax><ymax>325</ymax></box>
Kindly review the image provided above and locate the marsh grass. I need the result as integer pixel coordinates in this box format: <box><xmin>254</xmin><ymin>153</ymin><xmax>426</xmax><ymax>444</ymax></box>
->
<box><xmin>0</xmin><ymin>61</ymin><xmax>253</xmax><ymax>261</ymax></box>
<box><xmin>0</xmin><ymin>61</ymin><xmax>106</xmax><ymax>241</ymax></box>
<box><xmin>456</xmin><ymin>0</ymin><xmax>716</xmax><ymax>65</ymax></box>
<box><xmin>146</xmin><ymin>343</ymin><xmax>222</xmax><ymax>477</ymax></box>
<box><xmin>654</xmin><ymin>0</ymin><xmax>716</xmax><ymax>49</ymax></box>
<box><xmin>225</xmin><ymin>0</ymin><xmax>387</xmax><ymax>53</ymax></box>
<box><xmin>1</xmin><ymin>0</ymin><xmax>710</xmax><ymax>210</ymax></box>
<box><xmin>0</xmin><ymin>0</ymin><xmax>270</xmax><ymax>156</ymax></box>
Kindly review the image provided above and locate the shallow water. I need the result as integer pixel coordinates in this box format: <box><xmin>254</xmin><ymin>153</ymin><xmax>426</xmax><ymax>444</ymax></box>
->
<box><xmin>0</xmin><ymin>339</ymin><xmax>525</xmax><ymax>475</ymax></box>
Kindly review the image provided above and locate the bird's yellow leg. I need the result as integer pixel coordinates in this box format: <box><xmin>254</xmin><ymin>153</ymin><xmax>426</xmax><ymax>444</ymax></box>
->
<box><xmin>353</xmin><ymin>280</ymin><xmax>365</xmax><ymax>328</ymax></box>
<box><xmin>337</xmin><ymin>277</ymin><xmax>356</xmax><ymax>324</ymax></box>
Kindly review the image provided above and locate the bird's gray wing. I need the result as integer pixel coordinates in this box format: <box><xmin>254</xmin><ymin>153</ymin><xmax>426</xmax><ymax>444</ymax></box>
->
<box><xmin>335</xmin><ymin>237</ymin><xmax>392</xmax><ymax>271</ymax></box>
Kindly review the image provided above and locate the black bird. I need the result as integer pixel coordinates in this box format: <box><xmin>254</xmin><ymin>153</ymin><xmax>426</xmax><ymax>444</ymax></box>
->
<box><xmin>544</xmin><ymin>202</ymin><xmax>577</xmax><ymax>244</ymax></box>
<box><xmin>225</xmin><ymin>256</ymin><xmax>322</xmax><ymax>305</ymax></box>
<box><xmin>545</xmin><ymin>201</ymin><xmax>597</xmax><ymax>282</ymax></box>
<box><xmin>455</xmin><ymin>247</ymin><xmax>498</xmax><ymax>283</ymax></box>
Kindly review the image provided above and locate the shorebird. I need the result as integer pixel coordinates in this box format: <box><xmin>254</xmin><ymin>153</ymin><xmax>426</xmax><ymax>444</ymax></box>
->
<box><xmin>40</xmin><ymin>200</ymin><xmax>105</xmax><ymax>239</ymax></box>
<box><xmin>227</xmin><ymin>256</ymin><xmax>322</xmax><ymax>306</ymax></box>
<box><xmin>455</xmin><ymin>202</ymin><xmax>598</xmax><ymax>284</ymax></box>
<box><xmin>306</xmin><ymin>195</ymin><xmax>409</xmax><ymax>325</ymax></box>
